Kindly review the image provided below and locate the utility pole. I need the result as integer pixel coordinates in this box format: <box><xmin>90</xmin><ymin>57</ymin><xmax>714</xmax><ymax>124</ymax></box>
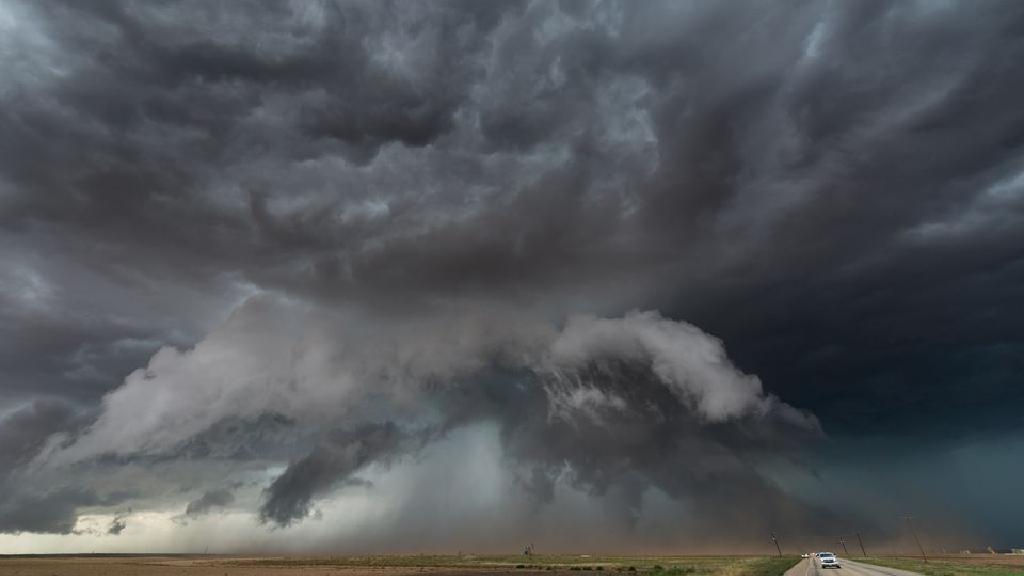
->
<box><xmin>838</xmin><ymin>537</ymin><xmax>849</xmax><ymax>557</ymax></box>
<box><xmin>902</xmin><ymin>515</ymin><xmax>928</xmax><ymax>563</ymax></box>
<box><xmin>770</xmin><ymin>533</ymin><xmax>782</xmax><ymax>557</ymax></box>
<box><xmin>856</xmin><ymin>532</ymin><xmax>867</xmax><ymax>557</ymax></box>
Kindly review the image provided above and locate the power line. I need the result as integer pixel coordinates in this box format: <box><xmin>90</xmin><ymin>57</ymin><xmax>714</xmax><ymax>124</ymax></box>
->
<box><xmin>770</xmin><ymin>532</ymin><xmax>782</xmax><ymax>557</ymax></box>
<box><xmin>838</xmin><ymin>537</ymin><xmax>849</xmax><ymax>557</ymax></box>
<box><xmin>856</xmin><ymin>532</ymin><xmax>867</xmax><ymax>556</ymax></box>
<box><xmin>902</xmin><ymin>515</ymin><xmax>928</xmax><ymax>563</ymax></box>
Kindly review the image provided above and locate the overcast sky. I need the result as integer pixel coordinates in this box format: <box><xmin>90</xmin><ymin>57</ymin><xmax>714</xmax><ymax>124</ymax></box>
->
<box><xmin>1</xmin><ymin>0</ymin><xmax>1023</xmax><ymax>554</ymax></box>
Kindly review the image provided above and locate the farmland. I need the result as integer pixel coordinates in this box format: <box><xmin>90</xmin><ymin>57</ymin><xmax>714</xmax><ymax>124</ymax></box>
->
<box><xmin>0</xmin><ymin>554</ymin><xmax>801</xmax><ymax>576</ymax></box>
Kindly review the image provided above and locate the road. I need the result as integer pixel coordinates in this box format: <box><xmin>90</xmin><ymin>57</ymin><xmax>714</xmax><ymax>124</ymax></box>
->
<box><xmin>783</xmin><ymin>558</ymin><xmax>923</xmax><ymax>576</ymax></box>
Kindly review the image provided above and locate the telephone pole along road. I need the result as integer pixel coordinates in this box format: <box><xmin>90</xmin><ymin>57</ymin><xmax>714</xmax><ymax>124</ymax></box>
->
<box><xmin>784</xmin><ymin>558</ymin><xmax>923</xmax><ymax>576</ymax></box>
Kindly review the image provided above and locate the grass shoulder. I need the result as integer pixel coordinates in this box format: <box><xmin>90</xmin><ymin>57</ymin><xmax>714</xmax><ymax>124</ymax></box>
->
<box><xmin>857</xmin><ymin>556</ymin><xmax>1024</xmax><ymax>576</ymax></box>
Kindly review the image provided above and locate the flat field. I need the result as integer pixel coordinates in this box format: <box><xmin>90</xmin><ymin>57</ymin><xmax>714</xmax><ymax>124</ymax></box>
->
<box><xmin>858</xmin><ymin>555</ymin><xmax>1024</xmax><ymax>576</ymax></box>
<box><xmin>0</xmin><ymin>554</ymin><xmax>800</xmax><ymax>576</ymax></box>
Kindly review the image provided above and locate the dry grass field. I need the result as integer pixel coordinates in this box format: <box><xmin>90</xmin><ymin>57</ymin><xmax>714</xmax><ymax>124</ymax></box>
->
<box><xmin>858</xmin><ymin>555</ymin><xmax>1024</xmax><ymax>576</ymax></box>
<box><xmin>0</xmin><ymin>555</ymin><xmax>800</xmax><ymax>576</ymax></box>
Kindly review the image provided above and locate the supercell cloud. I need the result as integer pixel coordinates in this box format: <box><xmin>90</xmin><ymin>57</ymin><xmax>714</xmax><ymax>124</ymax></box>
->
<box><xmin>1</xmin><ymin>0</ymin><xmax>1023</xmax><ymax>551</ymax></box>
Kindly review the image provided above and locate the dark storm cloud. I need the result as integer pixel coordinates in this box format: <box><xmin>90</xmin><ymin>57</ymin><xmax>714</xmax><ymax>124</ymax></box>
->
<box><xmin>0</xmin><ymin>299</ymin><xmax>169</xmax><ymax>402</ymax></box>
<box><xmin>0</xmin><ymin>421</ymin><xmax>136</xmax><ymax>533</ymax></box>
<box><xmin>106</xmin><ymin>510</ymin><xmax>128</xmax><ymax>535</ymax></box>
<box><xmin>0</xmin><ymin>399</ymin><xmax>83</xmax><ymax>473</ymax></box>
<box><xmin>185</xmin><ymin>489</ymin><xmax>235</xmax><ymax>518</ymax></box>
<box><xmin>242</xmin><ymin>309</ymin><xmax>834</xmax><ymax>538</ymax></box>
<box><xmin>0</xmin><ymin>400</ymin><xmax>98</xmax><ymax>534</ymax></box>
<box><xmin>0</xmin><ymin>488</ymin><xmax>96</xmax><ymax>535</ymax></box>
<box><xmin>0</xmin><ymin>489</ymin><xmax>133</xmax><ymax>536</ymax></box>
<box><xmin>260</xmin><ymin>422</ymin><xmax>406</xmax><ymax>527</ymax></box>
<box><xmin>173</xmin><ymin>412</ymin><xmax>299</xmax><ymax>461</ymax></box>
<box><xmin>2</xmin><ymin>0</ymin><xmax>1024</xmax><ymax>545</ymax></box>
<box><xmin>0</xmin><ymin>434</ymin><xmax>134</xmax><ymax>539</ymax></box>
<box><xmin>439</xmin><ymin>361</ymin><xmax>835</xmax><ymax>540</ymax></box>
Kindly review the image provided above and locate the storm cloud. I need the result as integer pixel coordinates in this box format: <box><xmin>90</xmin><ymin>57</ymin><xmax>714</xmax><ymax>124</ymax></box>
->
<box><xmin>1</xmin><ymin>0</ymin><xmax>1023</xmax><ymax>550</ymax></box>
<box><xmin>186</xmin><ymin>489</ymin><xmax>235</xmax><ymax>518</ymax></box>
<box><xmin>260</xmin><ymin>422</ymin><xmax>407</xmax><ymax>527</ymax></box>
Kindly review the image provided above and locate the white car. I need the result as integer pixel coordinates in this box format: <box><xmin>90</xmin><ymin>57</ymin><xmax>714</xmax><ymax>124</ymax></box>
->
<box><xmin>816</xmin><ymin>552</ymin><xmax>841</xmax><ymax>569</ymax></box>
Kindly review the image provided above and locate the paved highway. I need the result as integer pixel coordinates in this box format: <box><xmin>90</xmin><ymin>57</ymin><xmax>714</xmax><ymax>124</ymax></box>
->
<box><xmin>783</xmin><ymin>558</ymin><xmax>923</xmax><ymax>576</ymax></box>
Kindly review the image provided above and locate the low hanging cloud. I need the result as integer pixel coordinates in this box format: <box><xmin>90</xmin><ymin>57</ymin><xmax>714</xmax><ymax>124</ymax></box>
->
<box><xmin>0</xmin><ymin>488</ymin><xmax>96</xmax><ymax>535</ymax></box>
<box><xmin>107</xmin><ymin>510</ymin><xmax>129</xmax><ymax>535</ymax></box>
<box><xmin>545</xmin><ymin>312</ymin><xmax>815</xmax><ymax>426</ymax></box>
<box><xmin>46</xmin><ymin>300</ymin><xmax>816</xmax><ymax>462</ymax></box>
<box><xmin>37</xmin><ymin>296</ymin><xmax>822</xmax><ymax>540</ymax></box>
<box><xmin>185</xmin><ymin>489</ymin><xmax>235</xmax><ymax>518</ymax></box>
<box><xmin>259</xmin><ymin>422</ymin><xmax>407</xmax><ymax>527</ymax></box>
